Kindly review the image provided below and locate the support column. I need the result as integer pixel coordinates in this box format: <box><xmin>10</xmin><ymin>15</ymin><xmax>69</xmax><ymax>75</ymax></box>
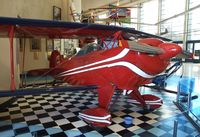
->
<box><xmin>183</xmin><ymin>0</ymin><xmax>189</xmax><ymax>50</ymax></box>
<box><xmin>137</xmin><ymin>3</ymin><xmax>141</xmax><ymax>30</ymax></box>
<box><xmin>157</xmin><ymin>0</ymin><xmax>162</xmax><ymax>35</ymax></box>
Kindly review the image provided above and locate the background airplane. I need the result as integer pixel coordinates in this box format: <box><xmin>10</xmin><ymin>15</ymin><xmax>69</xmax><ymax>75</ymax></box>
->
<box><xmin>78</xmin><ymin>3</ymin><xmax>139</xmax><ymax>25</ymax></box>
<box><xmin>0</xmin><ymin>17</ymin><xmax>183</xmax><ymax>127</ymax></box>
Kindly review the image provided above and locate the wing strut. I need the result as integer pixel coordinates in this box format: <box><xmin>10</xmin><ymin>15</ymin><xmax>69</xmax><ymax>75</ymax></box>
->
<box><xmin>8</xmin><ymin>26</ymin><xmax>16</xmax><ymax>91</ymax></box>
<box><xmin>102</xmin><ymin>31</ymin><xmax>122</xmax><ymax>49</ymax></box>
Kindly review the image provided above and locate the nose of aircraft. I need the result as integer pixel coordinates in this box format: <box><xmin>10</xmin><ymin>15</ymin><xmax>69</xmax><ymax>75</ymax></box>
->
<box><xmin>158</xmin><ymin>43</ymin><xmax>182</xmax><ymax>60</ymax></box>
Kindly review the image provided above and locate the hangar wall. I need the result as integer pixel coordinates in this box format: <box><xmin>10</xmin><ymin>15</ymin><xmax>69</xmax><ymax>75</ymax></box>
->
<box><xmin>82</xmin><ymin>0</ymin><xmax>115</xmax><ymax>11</ymax></box>
<box><xmin>0</xmin><ymin>0</ymin><xmax>68</xmax><ymax>90</ymax></box>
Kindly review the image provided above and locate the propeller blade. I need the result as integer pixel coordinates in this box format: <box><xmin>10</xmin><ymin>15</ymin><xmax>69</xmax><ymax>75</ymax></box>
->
<box><xmin>127</xmin><ymin>40</ymin><xmax>164</xmax><ymax>54</ymax></box>
<box><xmin>176</xmin><ymin>50</ymin><xmax>193</xmax><ymax>59</ymax></box>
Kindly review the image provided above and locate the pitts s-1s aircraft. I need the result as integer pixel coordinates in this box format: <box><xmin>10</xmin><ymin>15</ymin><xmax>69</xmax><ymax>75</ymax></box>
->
<box><xmin>0</xmin><ymin>17</ymin><xmax>183</xmax><ymax>127</ymax></box>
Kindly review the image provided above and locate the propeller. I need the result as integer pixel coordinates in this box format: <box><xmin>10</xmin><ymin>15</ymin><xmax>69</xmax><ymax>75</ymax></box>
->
<box><xmin>127</xmin><ymin>40</ymin><xmax>164</xmax><ymax>54</ymax></box>
<box><xmin>176</xmin><ymin>50</ymin><xmax>193</xmax><ymax>59</ymax></box>
<box><xmin>128</xmin><ymin>40</ymin><xmax>193</xmax><ymax>59</ymax></box>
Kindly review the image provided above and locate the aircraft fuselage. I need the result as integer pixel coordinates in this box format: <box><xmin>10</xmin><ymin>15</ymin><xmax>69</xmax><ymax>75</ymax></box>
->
<box><xmin>57</xmin><ymin>47</ymin><xmax>170</xmax><ymax>89</ymax></box>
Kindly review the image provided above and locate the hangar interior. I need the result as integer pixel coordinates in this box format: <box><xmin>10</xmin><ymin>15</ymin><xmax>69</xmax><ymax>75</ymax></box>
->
<box><xmin>0</xmin><ymin>0</ymin><xmax>200</xmax><ymax>136</ymax></box>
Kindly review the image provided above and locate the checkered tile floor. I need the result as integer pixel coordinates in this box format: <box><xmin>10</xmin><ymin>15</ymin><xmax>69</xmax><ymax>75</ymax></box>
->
<box><xmin>0</xmin><ymin>87</ymin><xmax>199</xmax><ymax>137</ymax></box>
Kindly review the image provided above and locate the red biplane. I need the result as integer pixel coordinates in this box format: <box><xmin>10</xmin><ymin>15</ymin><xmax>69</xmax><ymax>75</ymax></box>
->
<box><xmin>0</xmin><ymin>17</ymin><xmax>182</xmax><ymax>127</ymax></box>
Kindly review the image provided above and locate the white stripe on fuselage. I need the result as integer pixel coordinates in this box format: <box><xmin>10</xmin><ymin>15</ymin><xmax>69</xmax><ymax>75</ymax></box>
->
<box><xmin>58</xmin><ymin>48</ymin><xmax>130</xmax><ymax>76</ymax></box>
<box><xmin>60</xmin><ymin>61</ymin><xmax>155</xmax><ymax>78</ymax></box>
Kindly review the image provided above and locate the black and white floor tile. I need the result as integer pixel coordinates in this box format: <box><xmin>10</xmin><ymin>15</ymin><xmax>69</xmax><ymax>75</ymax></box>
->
<box><xmin>0</xmin><ymin>87</ymin><xmax>199</xmax><ymax>137</ymax></box>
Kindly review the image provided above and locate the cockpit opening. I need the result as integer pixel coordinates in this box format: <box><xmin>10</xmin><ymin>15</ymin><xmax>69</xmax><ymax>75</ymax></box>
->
<box><xmin>76</xmin><ymin>43</ymin><xmax>99</xmax><ymax>56</ymax></box>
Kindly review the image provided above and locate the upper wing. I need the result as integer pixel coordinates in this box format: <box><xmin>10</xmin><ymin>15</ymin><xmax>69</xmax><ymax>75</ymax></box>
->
<box><xmin>0</xmin><ymin>16</ymin><xmax>171</xmax><ymax>41</ymax></box>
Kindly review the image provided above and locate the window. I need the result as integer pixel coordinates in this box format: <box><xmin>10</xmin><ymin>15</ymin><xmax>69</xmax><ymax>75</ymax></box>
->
<box><xmin>188</xmin><ymin>4</ymin><xmax>200</xmax><ymax>40</ymax></box>
<box><xmin>160</xmin><ymin>0</ymin><xmax>186</xmax><ymax>41</ymax></box>
<box><xmin>139</xmin><ymin>0</ymin><xmax>158</xmax><ymax>34</ymax></box>
<box><xmin>160</xmin><ymin>15</ymin><xmax>184</xmax><ymax>41</ymax></box>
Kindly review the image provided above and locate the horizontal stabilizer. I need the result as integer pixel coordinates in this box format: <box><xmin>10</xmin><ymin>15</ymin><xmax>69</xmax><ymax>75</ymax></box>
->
<box><xmin>128</xmin><ymin>94</ymin><xmax>163</xmax><ymax>109</ymax></box>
